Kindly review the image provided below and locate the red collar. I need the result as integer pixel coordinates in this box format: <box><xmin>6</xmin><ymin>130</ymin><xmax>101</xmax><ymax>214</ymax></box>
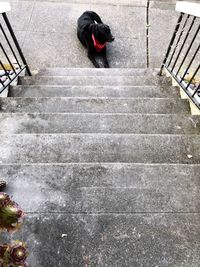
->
<box><xmin>92</xmin><ymin>34</ymin><xmax>107</xmax><ymax>52</ymax></box>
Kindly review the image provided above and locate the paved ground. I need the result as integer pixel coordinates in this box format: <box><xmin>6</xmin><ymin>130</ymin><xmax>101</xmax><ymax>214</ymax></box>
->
<box><xmin>0</xmin><ymin>0</ymin><xmax>179</xmax><ymax>69</ymax></box>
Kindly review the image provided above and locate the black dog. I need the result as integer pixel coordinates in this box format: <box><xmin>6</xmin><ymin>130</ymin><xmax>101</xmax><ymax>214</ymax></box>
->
<box><xmin>77</xmin><ymin>11</ymin><xmax>114</xmax><ymax>68</ymax></box>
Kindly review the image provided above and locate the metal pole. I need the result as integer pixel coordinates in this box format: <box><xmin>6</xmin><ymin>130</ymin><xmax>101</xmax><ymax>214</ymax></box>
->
<box><xmin>2</xmin><ymin>13</ymin><xmax>32</xmax><ymax>76</ymax></box>
<box><xmin>159</xmin><ymin>13</ymin><xmax>184</xmax><ymax>76</ymax></box>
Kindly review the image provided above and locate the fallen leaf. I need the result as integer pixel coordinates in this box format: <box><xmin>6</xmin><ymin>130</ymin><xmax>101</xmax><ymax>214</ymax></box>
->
<box><xmin>61</xmin><ymin>234</ymin><xmax>67</xmax><ymax>238</ymax></box>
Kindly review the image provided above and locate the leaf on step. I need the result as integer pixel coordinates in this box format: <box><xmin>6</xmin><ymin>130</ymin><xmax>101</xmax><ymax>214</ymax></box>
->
<box><xmin>61</xmin><ymin>234</ymin><xmax>67</xmax><ymax>238</ymax></box>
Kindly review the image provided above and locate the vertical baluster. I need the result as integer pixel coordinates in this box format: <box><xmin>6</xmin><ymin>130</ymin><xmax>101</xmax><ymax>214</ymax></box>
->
<box><xmin>0</xmin><ymin>23</ymin><xmax>21</xmax><ymax>69</ymax></box>
<box><xmin>192</xmin><ymin>84</ymin><xmax>200</xmax><ymax>98</ymax></box>
<box><xmin>171</xmin><ymin>16</ymin><xmax>196</xmax><ymax>73</ymax></box>
<box><xmin>0</xmin><ymin>59</ymin><xmax>11</xmax><ymax>80</ymax></box>
<box><xmin>185</xmin><ymin>64</ymin><xmax>200</xmax><ymax>90</ymax></box>
<box><xmin>0</xmin><ymin>78</ymin><xmax>5</xmax><ymax>87</ymax></box>
<box><xmin>0</xmin><ymin>42</ymin><xmax>17</xmax><ymax>74</ymax></box>
<box><xmin>176</xmin><ymin>23</ymin><xmax>200</xmax><ymax>78</ymax></box>
<box><xmin>159</xmin><ymin>13</ymin><xmax>184</xmax><ymax>75</ymax></box>
<box><xmin>180</xmin><ymin>44</ymin><xmax>200</xmax><ymax>83</ymax></box>
<box><xmin>167</xmin><ymin>14</ymin><xmax>190</xmax><ymax>68</ymax></box>
<box><xmin>2</xmin><ymin>13</ymin><xmax>31</xmax><ymax>76</ymax></box>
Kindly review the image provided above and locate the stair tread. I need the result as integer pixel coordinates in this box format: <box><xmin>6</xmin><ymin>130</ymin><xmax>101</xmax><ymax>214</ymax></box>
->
<box><xmin>0</xmin><ymin>134</ymin><xmax>199</xmax><ymax>164</ymax></box>
<box><xmin>0</xmin><ymin>97</ymin><xmax>190</xmax><ymax>114</ymax></box>
<box><xmin>36</xmin><ymin>68</ymin><xmax>159</xmax><ymax>76</ymax></box>
<box><xmin>1</xmin><ymin>213</ymin><xmax>199</xmax><ymax>267</ymax></box>
<box><xmin>10</xmin><ymin>85</ymin><xmax>179</xmax><ymax>98</ymax></box>
<box><xmin>19</xmin><ymin>75</ymin><xmax>162</xmax><ymax>86</ymax></box>
<box><xmin>1</xmin><ymin>162</ymin><xmax>199</xmax><ymax>212</ymax></box>
<box><xmin>0</xmin><ymin>113</ymin><xmax>199</xmax><ymax>134</ymax></box>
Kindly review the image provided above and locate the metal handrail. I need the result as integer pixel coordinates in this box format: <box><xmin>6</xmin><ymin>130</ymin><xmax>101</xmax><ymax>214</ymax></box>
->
<box><xmin>160</xmin><ymin>1</ymin><xmax>200</xmax><ymax>110</ymax></box>
<box><xmin>0</xmin><ymin>2</ymin><xmax>31</xmax><ymax>95</ymax></box>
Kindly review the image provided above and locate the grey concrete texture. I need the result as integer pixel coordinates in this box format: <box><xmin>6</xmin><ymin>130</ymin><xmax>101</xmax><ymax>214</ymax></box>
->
<box><xmin>0</xmin><ymin>134</ymin><xmax>200</xmax><ymax>164</ymax></box>
<box><xmin>1</xmin><ymin>213</ymin><xmax>200</xmax><ymax>266</ymax></box>
<box><xmin>7</xmin><ymin>1</ymin><xmax>147</xmax><ymax>68</ymax></box>
<box><xmin>36</xmin><ymin>67</ymin><xmax>158</xmax><ymax>76</ymax></box>
<box><xmin>19</xmin><ymin>75</ymin><xmax>158</xmax><ymax>86</ymax></box>
<box><xmin>0</xmin><ymin>27</ymin><xmax>26</xmax><ymax>64</ymax></box>
<box><xmin>1</xmin><ymin>163</ymin><xmax>200</xmax><ymax>212</ymax></box>
<box><xmin>1</xmin><ymin>163</ymin><xmax>199</xmax><ymax>200</ymax></box>
<box><xmin>2</xmin><ymin>178</ymin><xmax>200</xmax><ymax>213</ymax></box>
<box><xmin>5</xmin><ymin>0</ymin><xmax>176</xmax><ymax>4</ymax></box>
<box><xmin>7</xmin><ymin>0</ymin><xmax>148</xmax><ymax>5</ymax></box>
<box><xmin>0</xmin><ymin>97</ymin><xmax>190</xmax><ymax>114</ymax></box>
<box><xmin>0</xmin><ymin>162</ymin><xmax>199</xmax><ymax>191</ymax></box>
<box><xmin>150</xmin><ymin>1</ymin><xmax>176</xmax><ymax>10</ymax></box>
<box><xmin>0</xmin><ymin>0</ymin><xmax>181</xmax><ymax>68</ymax></box>
<box><xmin>0</xmin><ymin>2</ymin><xmax>199</xmax><ymax>267</ymax></box>
<box><xmin>149</xmin><ymin>8</ymin><xmax>178</xmax><ymax>67</ymax></box>
<box><xmin>0</xmin><ymin>113</ymin><xmax>200</xmax><ymax>134</ymax></box>
<box><xmin>9</xmin><ymin>85</ymin><xmax>180</xmax><ymax>98</ymax></box>
<box><xmin>0</xmin><ymin>62</ymin><xmax>199</xmax><ymax>267</ymax></box>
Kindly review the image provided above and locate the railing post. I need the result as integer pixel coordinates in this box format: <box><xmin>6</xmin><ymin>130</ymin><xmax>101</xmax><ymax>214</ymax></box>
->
<box><xmin>2</xmin><ymin>12</ymin><xmax>32</xmax><ymax>76</ymax></box>
<box><xmin>175</xmin><ymin>23</ymin><xmax>200</xmax><ymax>76</ymax></box>
<box><xmin>160</xmin><ymin>1</ymin><xmax>200</xmax><ymax>111</ymax></box>
<box><xmin>0</xmin><ymin>23</ymin><xmax>22</xmax><ymax>69</ymax></box>
<box><xmin>185</xmin><ymin>64</ymin><xmax>200</xmax><ymax>90</ymax></box>
<box><xmin>167</xmin><ymin>14</ymin><xmax>190</xmax><ymax>68</ymax></box>
<box><xmin>171</xmin><ymin>16</ymin><xmax>197</xmax><ymax>73</ymax></box>
<box><xmin>192</xmin><ymin>84</ymin><xmax>200</xmax><ymax>98</ymax></box>
<box><xmin>159</xmin><ymin>13</ymin><xmax>183</xmax><ymax>76</ymax></box>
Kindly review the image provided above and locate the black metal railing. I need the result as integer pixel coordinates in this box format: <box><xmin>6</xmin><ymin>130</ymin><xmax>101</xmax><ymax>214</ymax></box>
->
<box><xmin>160</xmin><ymin>11</ymin><xmax>200</xmax><ymax>109</ymax></box>
<box><xmin>0</xmin><ymin>12</ymin><xmax>31</xmax><ymax>95</ymax></box>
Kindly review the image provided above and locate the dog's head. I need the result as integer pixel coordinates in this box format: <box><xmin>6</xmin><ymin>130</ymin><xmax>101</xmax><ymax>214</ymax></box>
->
<box><xmin>92</xmin><ymin>24</ymin><xmax>114</xmax><ymax>44</ymax></box>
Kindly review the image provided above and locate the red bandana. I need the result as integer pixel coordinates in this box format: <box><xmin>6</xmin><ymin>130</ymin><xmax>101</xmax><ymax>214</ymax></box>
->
<box><xmin>92</xmin><ymin>34</ymin><xmax>107</xmax><ymax>52</ymax></box>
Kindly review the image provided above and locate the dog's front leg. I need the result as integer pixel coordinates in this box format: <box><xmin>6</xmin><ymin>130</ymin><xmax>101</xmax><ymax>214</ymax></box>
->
<box><xmin>85</xmin><ymin>38</ymin><xmax>100</xmax><ymax>68</ymax></box>
<box><xmin>88</xmin><ymin>51</ymin><xmax>100</xmax><ymax>68</ymax></box>
<box><xmin>101</xmin><ymin>47</ymin><xmax>109</xmax><ymax>68</ymax></box>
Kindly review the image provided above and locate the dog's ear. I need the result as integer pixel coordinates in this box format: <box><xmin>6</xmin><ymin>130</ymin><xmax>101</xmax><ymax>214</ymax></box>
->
<box><xmin>101</xmin><ymin>24</ymin><xmax>111</xmax><ymax>33</ymax></box>
<box><xmin>103</xmin><ymin>25</ymin><xmax>110</xmax><ymax>30</ymax></box>
<box><xmin>89</xmin><ymin>24</ymin><xmax>98</xmax><ymax>35</ymax></box>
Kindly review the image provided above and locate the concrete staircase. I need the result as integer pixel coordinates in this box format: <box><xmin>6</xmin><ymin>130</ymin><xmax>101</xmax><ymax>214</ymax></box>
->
<box><xmin>0</xmin><ymin>68</ymin><xmax>200</xmax><ymax>266</ymax></box>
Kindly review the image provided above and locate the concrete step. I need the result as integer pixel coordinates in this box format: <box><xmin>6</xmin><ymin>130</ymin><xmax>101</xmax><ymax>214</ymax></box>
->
<box><xmin>0</xmin><ymin>97</ymin><xmax>190</xmax><ymax>114</ymax></box>
<box><xmin>0</xmin><ymin>134</ymin><xmax>199</xmax><ymax>164</ymax></box>
<box><xmin>1</xmin><ymin>213</ymin><xmax>198</xmax><ymax>267</ymax></box>
<box><xmin>0</xmin><ymin>113</ymin><xmax>199</xmax><ymax>134</ymax></box>
<box><xmin>19</xmin><ymin>76</ymin><xmax>159</xmax><ymax>86</ymax></box>
<box><xmin>1</xmin><ymin>163</ymin><xmax>199</xmax><ymax>213</ymax></box>
<box><xmin>36</xmin><ymin>68</ymin><xmax>158</xmax><ymax>77</ymax></box>
<box><xmin>9</xmin><ymin>85</ymin><xmax>179</xmax><ymax>98</ymax></box>
<box><xmin>4</xmin><ymin>184</ymin><xmax>199</xmax><ymax>213</ymax></box>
